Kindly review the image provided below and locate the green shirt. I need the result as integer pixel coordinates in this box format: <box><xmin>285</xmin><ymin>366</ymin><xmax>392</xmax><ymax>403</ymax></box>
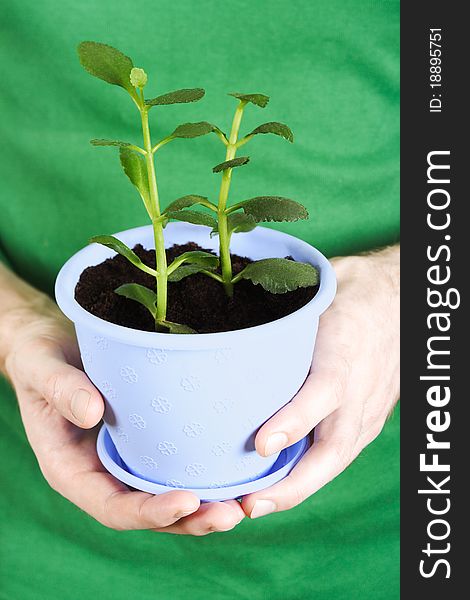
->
<box><xmin>0</xmin><ymin>1</ymin><xmax>399</xmax><ymax>598</ymax></box>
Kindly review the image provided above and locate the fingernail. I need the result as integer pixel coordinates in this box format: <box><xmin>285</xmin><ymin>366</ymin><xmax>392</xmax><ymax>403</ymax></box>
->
<box><xmin>264</xmin><ymin>432</ymin><xmax>288</xmax><ymax>456</ymax></box>
<box><xmin>71</xmin><ymin>389</ymin><xmax>91</xmax><ymax>423</ymax></box>
<box><xmin>250</xmin><ymin>500</ymin><xmax>277</xmax><ymax>519</ymax></box>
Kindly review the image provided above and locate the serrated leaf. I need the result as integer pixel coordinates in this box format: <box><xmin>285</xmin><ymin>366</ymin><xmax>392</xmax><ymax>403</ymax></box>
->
<box><xmin>89</xmin><ymin>235</ymin><xmax>156</xmax><ymax>275</ymax></box>
<box><xmin>171</xmin><ymin>121</ymin><xmax>216</xmax><ymax>139</ymax></box>
<box><xmin>115</xmin><ymin>283</ymin><xmax>157</xmax><ymax>319</ymax></box>
<box><xmin>146</xmin><ymin>88</ymin><xmax>205</xmax><ymax>106</ymax></box>
<box><xmin>239</xmin><ymin>258</ymin><xmax>319</xmax><ymax>294</ymax></box>
<box><xmin>164</xmin><ymin>195</ymin><xmax>208</xmax><ymax>213</ymax></box>
<box><xmin>248</xmin><ymin>122</ymin><xmax>294</xmax><ymax>143</ymax></box>
<box><xmin>158</xmin><ymin>320</ymin><xmax>197</xmax><ymax>334</ymax></box>
<box><xmin>168</xmin><ymin>264</ymin><xmax>210</xmax><ymax>282</ymax></box>
<box><xmin>119</xmin><ymin>147</ymin><xmax>152</xmax><ymax>216</ymax></box>
<box><xmin>228</xmin><ymin>92</ymin><xmax>270</xmax><ymax>108</ymax></box>
<box><xmin>212</xmin><ymin>156</ymin><xmax>250</xmax><ymax>173</ymax></box>
<box><xmin>239</xmin><ymin>196</ymin><xmax>308</xmax><ymax>222</ymax></box>
<box><xmin>77</xmin><ymin>41</ymin><xmax>136</xmax><ymax>97</ymax></box>
<box><xmin>228</xmin><ymin>212</ymin><xmax>257</xmax><ymax>234</ymax></box>
<box><xmin>166</xmin><ymin>210</ymin><xmax>217</xmax><ymax>228</ymax></box>
<box><xmin>90</xmin><ymin>139</ymin><xmax>132</xmax><ymax>148</ymax></box>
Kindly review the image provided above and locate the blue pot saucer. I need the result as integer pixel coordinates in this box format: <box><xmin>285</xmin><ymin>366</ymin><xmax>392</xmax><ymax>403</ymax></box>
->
<box><xmin>97</xmin><ymin>425</ymin><xmax>309</xmax><ymax>502</ymax></box>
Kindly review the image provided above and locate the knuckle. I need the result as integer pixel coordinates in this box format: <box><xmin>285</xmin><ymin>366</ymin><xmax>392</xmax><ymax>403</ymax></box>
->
<box><xmin>295</xmin><ymin>403</ymin><xmax>314</xmax><ymax>435</ymax></box>
<box><xmin>287</xmin><ymin>401</ymin><xmax>312</xmax><ymax>437</ymax></box>
<box><xmin>101</xmin><ymin>491</ymin><xmax>127</xmax><ymax>531</ymax></box>
<box><xmin>44</xmin><ymin>371</ymin><xmax>65</xmax><ymax>408</ymax></box>
<box><xmin>282</xmin><ymin>477</ymin><xmax>307</xmax><ymax>510</ymax></box>
<box><xmin>137</xmin><ymin>495</ymin><xmax>155</xmax><ymax>526</ymax></box>
<box><xmin>97</xmin><ymin>515</ymin><xmax>124</xmax><ymax>531</ymax></box>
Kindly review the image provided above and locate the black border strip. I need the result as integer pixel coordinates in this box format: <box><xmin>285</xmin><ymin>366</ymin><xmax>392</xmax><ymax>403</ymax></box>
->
<box><xmin>401</xmin><ymin>2</ymin><xmax>465</xmax><ymax>595</ymax></box>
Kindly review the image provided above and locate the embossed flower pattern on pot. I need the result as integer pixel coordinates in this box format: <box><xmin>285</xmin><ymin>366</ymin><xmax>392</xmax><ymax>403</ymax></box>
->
<box><xmin>101</xmin><ymin>380</ymin><xmax>116</xmax><ymax>400</ymax></box>
<box><xmin>209</xmin><ymin>481</ymin><xmax>229</xmax><ymax>489</ymax></box>
<box><xmin>180</xmin><ymin>376</ymin><xmax>200</xmax><ymax>392</ymax></box>
<box><xmin>213</xmin><ymin>399</ymin><xmax>234</xmax><ymax>414</ymax></box>
<box><xmin>166</xmin><ymin>479</ymin><xmax>184</xmax><ymax>488</ymax></box>
<box><xmin>116</xmin><ymin>427</ymin><xmax>129</xmax><ymax>443</ymax></box>
<box><xmin>81</xmin><ymin>349</ymin><xmax>92</xmax><ymax>366</ymax></box>
<box><xmin>120</xmin><ymin>366</ymin><xmax>138</xmax><ymax>383</ymax></box>
<box><xmin>157</xmin><ymin>441</ymin><xmax>177</xmax><ymax>456</ymax></box>
<box><xmin>140</xmin><ymin>455</ymin><xmax>158</xmax><ymax>469</ymax></box>
<box><xmin>211</xmin><ymin>441</ymin><xmax>232</xmax><ymax>456</ymax></box>
<box><xmin>146</xmin><ymin>348</ymin><xmax>168</xmax><ymax>365</ymax></box>
<box><xmin>94</xmin><ymin>336</ymin><xmax>109</xmax><ymax>350</ymax></box>
<box><xmin>128</xmin><ymin>413</ymin><xmax>146</xmax><ymax>429</ymax></box>
<box><xmin>185</xmin><ymin>463</ymin><xmax>207</xmax><ymax>477</ymax></box>
<box><xmin>182</xmin><ymin>422</ymin><xmax>204</xmax><ymax>438</ymax></box>
<box><xmin>151</xmin><ymin>396</ymin><xmax>171</xmax><ymax>414</ymax></box>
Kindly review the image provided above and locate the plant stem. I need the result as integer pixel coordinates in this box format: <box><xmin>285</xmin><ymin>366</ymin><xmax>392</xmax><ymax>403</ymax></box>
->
<box><xmin>140</xmin><ymin>106</ymin><xmax>168</xmax><ymax>323</ymax></box>
<box><xmin>217</xmin><ymin>101</ymin><xmax>246</xmax><ymax>297</ymax></box>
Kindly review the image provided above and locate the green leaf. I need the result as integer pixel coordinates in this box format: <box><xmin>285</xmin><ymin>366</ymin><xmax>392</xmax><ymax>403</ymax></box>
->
<box><xmin>228</xmin><ymin>92</ymin><xmax>270</xmax><ymax>108</ymax></box>
<box><xmin>158</xmin><ymin>320</ymin><xmax>197</xmax><ymax>334</ymax></box>
<box><xmin>146</xmin><ymin>88</ymin><xmax>205</xmax><ymax>106</ymax></box>
<box><xmin>77</xmin><ymin>41</ymin><xmax>136</xmax><ymax>97</ymax></box>
<box><xmin>164</xmin><ymin>195</ymin><xmax>209</xmax><ymax>213</ymax></box>
<box><xmin>90</xmin><ymin>139</ymin><xmax>132</xmax><ymax>148</ymax></box>
<box><xmin>212</xmin><ymin>156</ymin><xmax>249</xmax><ymax>173</ymax></box>
<box><xmin>248</xmin><ymin>122</ymin><xmax>294</xmax><ymax>143</ymax></box>
<box><xmin>168</xmin><ymin>264</ymin><xmax>210</xmax><ymax>282</ymax></box>
<box><xmin>167</xmin><ymin>250</ymin><xmax>219</xmax><ymax>281</ymax></box>
<box><xmin>238</xmin><ymin>258</ymin><xmax>319</xmax><ymax>294</ymax></box>
<box><xmin>238</xmin><ymin>196</ymin><xmax>308</xmax><ymax>222</ymax></box>
<box><xmin>166</xmin><ymin>210</ymin><xmax>217</xmax><ymax>229</ymax></box>
<box><xmin>115</xmin><ymin>283</ymin><xmax>157</xmax><ymax>319</ymax></box>
<box><xmin>170</xmin><ymin>121</ymin><xmax>216</xmax><ymax>139</ymax></box>
<box><xmin>89</xmin><ymin>235</ymin><xmax>156</xmax><ymax>276</ymax></box>
<box><xmin>119</xmin><ymin>147</ymin><xmax>152</xmax><ymax>216</ymax></box>
<box><xmin>228</xmin><ymin>212</ymin><xmax>257</xmax><ymax>234</ymax></box>
<box><xmin>174</xmin><ymin>250</ymin><xmax>219</xmax><ymax>268</ymax></box>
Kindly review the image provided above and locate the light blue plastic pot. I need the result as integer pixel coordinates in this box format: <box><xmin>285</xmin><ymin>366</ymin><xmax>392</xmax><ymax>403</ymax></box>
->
<box><xmin>55</xmin><ymin>223</ymin><xmax>336</xmax><ymax>498</ymax></box>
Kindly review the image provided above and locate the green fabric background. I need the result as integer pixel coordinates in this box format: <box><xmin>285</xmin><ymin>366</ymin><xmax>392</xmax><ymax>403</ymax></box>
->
<box><xmin>0</xmin><ymin>1</ymin><xmax>399</xmax><ymax>598</ymax></box>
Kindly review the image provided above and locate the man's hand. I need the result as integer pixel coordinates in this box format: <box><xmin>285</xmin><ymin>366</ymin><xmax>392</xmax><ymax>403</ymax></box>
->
<box><xmin>0</xmin><ymin>264</ymin><xmax>244</xmax><ymax>535</ymax></box>
<box><xmin>242</xmin><ymin>246</ymin><xmax>400</xmax><ymax>519</ymax></box>
<box><xmin>0</xmin><ymin>243</ymin><xmax>399</xmax><ymax>530</ymax></box>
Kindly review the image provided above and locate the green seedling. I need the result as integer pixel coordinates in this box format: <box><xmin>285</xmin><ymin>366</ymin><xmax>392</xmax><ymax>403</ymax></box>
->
<box><xmin>167</xmin><ymin>93</ymin><xmax>319</xmax><ymax>296</ymax></box>
<box><xmin>77</xmin><ymin>41</ymin><xmax>220</xmax><ymax>333</ymax></box>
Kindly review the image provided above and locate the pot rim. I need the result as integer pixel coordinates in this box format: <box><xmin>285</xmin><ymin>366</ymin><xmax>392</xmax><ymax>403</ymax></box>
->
<box><xmin>55</xmin><ymin>223</ymin><xmax>336</xmax><ymax>349</ymax></box>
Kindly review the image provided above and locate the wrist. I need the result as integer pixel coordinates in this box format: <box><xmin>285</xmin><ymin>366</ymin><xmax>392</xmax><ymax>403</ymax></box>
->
<box><xmin>333</xmin><ymin>244</ymin><xmax>400</xmax><ymax>291</ymax></box>
<box><xmin>0</xmin><ymin>266</ymin><xmax>65</xmax><ymax>378</ymax></box>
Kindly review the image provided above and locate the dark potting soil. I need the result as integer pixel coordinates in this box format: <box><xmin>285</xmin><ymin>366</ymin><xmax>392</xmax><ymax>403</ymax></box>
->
<box><xmin>75</xmin><ymin>243</ymin><xmax>318</xmax><ymax>333</ymax></box>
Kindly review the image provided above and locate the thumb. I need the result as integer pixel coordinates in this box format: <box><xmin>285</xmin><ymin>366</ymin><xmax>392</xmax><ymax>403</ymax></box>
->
<box><xmin>37</xmin><ymin>343</ymin><xmax>104</xmax><ymax>428</ymax></box>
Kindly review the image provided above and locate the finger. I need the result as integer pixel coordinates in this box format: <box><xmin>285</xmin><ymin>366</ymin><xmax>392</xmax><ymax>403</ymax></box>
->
<box><xmin>27</xmin><ymin>339</ymin><xmax>104</xmax><ymax>428</ymax></box>
<box><xmin>243</xmin><ymin>409</ymin><xmax>362</xmax><ymax>518</ymax></box>
<box><xmin>255</xmin><ymin>354</ymin><xmax>351</xmax><ymax>457</ymax></box>
<box><xmin>153</xmin><ymin>500</ymin><xmax>245</xmax><ymax>536</ymax></box>
<box><xmin>70</xmin><ymin>469</ymin><xmax>200</xmax><ymax>530</ymax></box>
